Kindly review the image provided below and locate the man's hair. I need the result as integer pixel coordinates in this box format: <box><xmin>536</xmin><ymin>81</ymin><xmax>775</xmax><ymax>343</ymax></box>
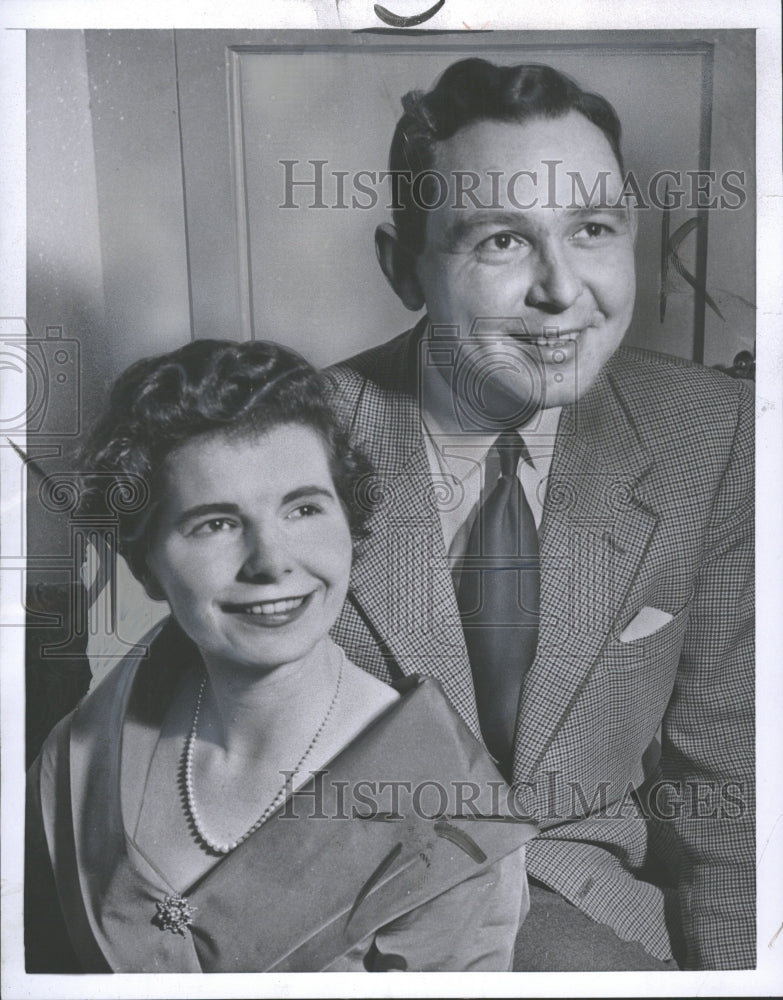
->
<box><xmin>78</xmin><ymin>339</ymin><xmax>373</xmax><ymax>587</ymax></box>
<box><xmin>389</xmin><ymin>58</ymin><xmax>624</xmax><ymax>252</ymax></box>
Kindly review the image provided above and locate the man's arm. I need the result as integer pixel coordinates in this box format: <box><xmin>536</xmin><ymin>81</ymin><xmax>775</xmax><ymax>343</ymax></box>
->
<box><xmin>657</xmin><ymin>379</ymin><xmax>755</xmax><ymax>969</ymax></box>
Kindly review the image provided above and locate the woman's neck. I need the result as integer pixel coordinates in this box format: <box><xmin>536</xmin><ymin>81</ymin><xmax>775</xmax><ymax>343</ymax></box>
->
<box><xmin>195</xmin><ymin>638</ymin><xmax>344</xmax><ymax>761</ymax></box>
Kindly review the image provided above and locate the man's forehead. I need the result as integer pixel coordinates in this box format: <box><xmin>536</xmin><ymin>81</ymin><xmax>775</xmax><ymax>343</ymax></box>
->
<box><xmin>418</xmin><ymin>112</ymin><xmax>627</xmax><ymax>219</ymax></box>
<box><xmin>430</xmin><ymin>111</ymin><xmax>622</xmax><ymax>175</ymax></box>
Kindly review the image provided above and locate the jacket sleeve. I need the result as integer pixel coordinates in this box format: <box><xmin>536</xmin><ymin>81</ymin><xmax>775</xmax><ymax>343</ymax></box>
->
<box><xmin>25</xmin><ymin>755</ymin><xmax>82</xmax><ymax>973</ymax></box>
<box><xmin>326</xmin><ymin>847</ymin><xmax>528</xmax><ymax>972</ymax></box>
<box><xmin>656</xmin><ymin>378</ymin><xmax>754</xmax><ymax>969</ymax></box>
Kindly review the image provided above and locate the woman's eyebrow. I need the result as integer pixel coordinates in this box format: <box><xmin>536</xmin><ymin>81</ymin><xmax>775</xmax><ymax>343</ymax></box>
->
<box><xmin>282</xmin><ymin>486</ymin><xmax>336</xmax><ymax>504</ymax></box>
<box><xmin>176</xmin><ymin>502</ymin><xmax>240</xmax><ymax>527</ymax></box>
<box><xmin>174</xmin><ymin>489</ymin><xmax>336</xmax><ymax>526</ymax></box>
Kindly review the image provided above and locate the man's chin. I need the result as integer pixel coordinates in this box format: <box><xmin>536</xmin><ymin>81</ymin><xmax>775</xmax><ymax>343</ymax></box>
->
<box><xmin>453</xmin><ymin>376</ymin><xmax>549</xmax><ymax>430</ymax></box>
<box><xmin>463</xmin><ymin>364</ymin><xmax>597</xmax><ymax>426</ymax></box>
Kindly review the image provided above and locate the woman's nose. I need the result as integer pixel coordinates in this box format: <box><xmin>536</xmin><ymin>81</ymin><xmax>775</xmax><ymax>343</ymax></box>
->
<box><xmin>524</xmin><ymin>242</ymin><xmax>581</xmax><ymax>314</ymax></box>
<box><xmin>239</xmin><ymin>525</ymin><xmax>292</xmax><ymax>581</ymax></box>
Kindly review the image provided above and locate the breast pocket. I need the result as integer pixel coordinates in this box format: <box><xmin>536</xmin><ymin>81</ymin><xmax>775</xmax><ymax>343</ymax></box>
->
<box><xmin>602</xmin><ymin>602</ymin><xmax>692</xmax><ymax>675</ymax></box>
<box><xmin>563</xmin><ymin>603</ymin><xmax>693</xmax><ymax>769</ymax></box>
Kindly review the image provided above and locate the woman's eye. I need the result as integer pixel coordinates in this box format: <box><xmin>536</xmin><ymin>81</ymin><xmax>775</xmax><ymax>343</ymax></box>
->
<box><xmin>288</xmin><ymin>503</ymin><xmax>323</xmax><ymax>520</ymax></box>
<box><xmin>191</xmin><ymin>518</ymin><xmax>237</xmax><ymax>536</ymax></box>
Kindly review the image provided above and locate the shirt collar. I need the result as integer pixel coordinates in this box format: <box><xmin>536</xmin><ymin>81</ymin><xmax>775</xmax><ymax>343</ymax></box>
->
<box><xmin>421</xmin><ymin>349</ymin><xmax>562</xmax><ymax>470</ymax></box>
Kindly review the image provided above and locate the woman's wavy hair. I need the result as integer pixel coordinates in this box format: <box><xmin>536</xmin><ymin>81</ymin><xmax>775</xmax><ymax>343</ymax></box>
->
<box><xmin>78</xmin><ymin>339</ymin><xmax>373</xmax><ymax>590</ymax></box>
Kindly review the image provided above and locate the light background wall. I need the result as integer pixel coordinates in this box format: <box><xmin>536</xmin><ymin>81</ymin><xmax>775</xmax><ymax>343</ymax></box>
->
<box><xmin>25</xmin><ymin>28</ymin><xmax>755</xmax><ymax>577</ymax></box>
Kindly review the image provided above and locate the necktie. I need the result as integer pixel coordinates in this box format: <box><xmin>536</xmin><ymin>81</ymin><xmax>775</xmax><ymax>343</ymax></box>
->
<box><xmin>456</xmin><ymin>431</ymin><xmax>540</xmax><ymax>776</ymax></box>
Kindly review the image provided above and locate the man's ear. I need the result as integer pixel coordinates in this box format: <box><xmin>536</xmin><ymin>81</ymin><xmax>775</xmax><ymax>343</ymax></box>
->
<box><xmin>375</xmin><ymin>223</ymin><xmax>425</xmax><ymax>312</ymax></box>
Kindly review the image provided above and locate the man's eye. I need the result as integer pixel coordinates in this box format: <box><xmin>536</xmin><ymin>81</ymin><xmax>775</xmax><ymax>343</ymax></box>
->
<box><xmin>477</xmin><ymin>231</ymin><xmax>526</xmax><ymax>254</ymax></box>
<box><xmin>573</xmin><ymin>222</ymin><xmax>614</xmax><ymax>241</ymax></box>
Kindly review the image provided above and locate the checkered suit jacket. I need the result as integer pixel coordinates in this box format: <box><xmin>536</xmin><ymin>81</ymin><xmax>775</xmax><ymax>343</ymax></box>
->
<box><xmin>326</xmin><ymin>327</ymin><xmax>755</xmax><ymax>970</ymax></box>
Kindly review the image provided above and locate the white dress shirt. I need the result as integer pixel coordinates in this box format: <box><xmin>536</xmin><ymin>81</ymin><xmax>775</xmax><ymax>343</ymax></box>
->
<box><xmin>419</xmin><ymin>362</ymin><xmax>561</xmax><ymax>586</ymax></box>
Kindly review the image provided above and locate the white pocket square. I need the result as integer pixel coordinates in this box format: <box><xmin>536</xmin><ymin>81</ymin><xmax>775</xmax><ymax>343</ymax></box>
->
<box><xmin>619</xmin><ymin>606</ymin><xmax>674</xmax><ymax>643</ymax></box>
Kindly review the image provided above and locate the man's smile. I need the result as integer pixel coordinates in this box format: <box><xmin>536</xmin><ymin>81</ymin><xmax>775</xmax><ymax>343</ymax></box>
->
<box><xmin>508</xmin><ymin>328</ymin><xmax>586</xmax><ymax>347</ymax></box>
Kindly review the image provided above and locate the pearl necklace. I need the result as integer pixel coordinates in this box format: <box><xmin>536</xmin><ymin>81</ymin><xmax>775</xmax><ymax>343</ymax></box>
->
<box><xmin>182</xmin><ymin>653</ymin><xmax>344</xmax><ymax>855</ymax></box>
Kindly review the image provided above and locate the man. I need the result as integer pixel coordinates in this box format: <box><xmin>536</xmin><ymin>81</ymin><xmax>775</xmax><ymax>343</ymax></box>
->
<box><xmin>325</xmin><ymin>59</ymin><xmax>754</xmax><ymax>970</ymax></box>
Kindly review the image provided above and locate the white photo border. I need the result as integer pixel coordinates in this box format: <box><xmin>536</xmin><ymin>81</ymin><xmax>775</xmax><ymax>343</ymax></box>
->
<box><xmin>2</xmin><ymin>2</ymin><xmax>781</xmax><ymax>998</ymax></box>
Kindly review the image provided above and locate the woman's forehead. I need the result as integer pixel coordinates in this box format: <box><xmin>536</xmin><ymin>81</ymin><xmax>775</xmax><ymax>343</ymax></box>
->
<box><xmin>157</xmin><ymin>424</ymin><xmax>334</xmax><ymax>502</ymax></box>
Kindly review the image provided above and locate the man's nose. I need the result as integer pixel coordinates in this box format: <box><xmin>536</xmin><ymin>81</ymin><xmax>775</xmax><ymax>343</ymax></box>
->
<box><xmin>524</xmin><ymin>241</ymin><xmax>581</xmax><ymax>314</ymax></box>
<box><xmin>239</xmin><ymin>524</ymin><xmax>292</xmax><ymax>581</ymax></box>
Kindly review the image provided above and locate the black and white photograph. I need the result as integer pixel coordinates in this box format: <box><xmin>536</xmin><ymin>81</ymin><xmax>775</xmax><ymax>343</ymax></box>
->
<box><xmin>1</xmin><ymin>1</ymin><xmax>781</xmax><ymax>997</ymax></box>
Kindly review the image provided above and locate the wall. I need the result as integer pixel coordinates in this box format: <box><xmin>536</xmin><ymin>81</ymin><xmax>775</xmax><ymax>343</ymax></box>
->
<box><xmin>26</xmin><ymin>30</ymin><xmax>192</xmax><ymax>575</ymax></box>
<box><xmin>25</xmin><ymin>29</ymin><xmax>756</xmax><ymax>585</ymax></box>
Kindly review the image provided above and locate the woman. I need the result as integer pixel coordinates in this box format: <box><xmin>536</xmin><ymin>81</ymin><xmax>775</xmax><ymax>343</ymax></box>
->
<box><xmin>25</xmin><ymin>339</ymin><xmax>534</xmax><ymax>973</ymax></box>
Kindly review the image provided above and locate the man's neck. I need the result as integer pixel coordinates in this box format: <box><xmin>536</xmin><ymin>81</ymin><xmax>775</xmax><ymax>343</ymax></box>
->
<box><xmin>421</xmin><ymin>352</ymin><xmax>561</xmax><ymax>442</ymax></box>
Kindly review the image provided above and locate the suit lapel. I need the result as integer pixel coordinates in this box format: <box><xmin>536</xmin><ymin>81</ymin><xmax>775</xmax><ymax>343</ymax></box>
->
<box><xmin>345</xmin><ymin>328</ymin><xmax>480</xmax><ymax>737</ymax></box>
<box><xmin>513</xmin><ymin>363</ymin><xmax>661</xmax><ymax>781</ymax></box>
<box><xmin>343</xmin><ymin>338</ymin><xmax>661</xmax><ymax>768</ymax></box>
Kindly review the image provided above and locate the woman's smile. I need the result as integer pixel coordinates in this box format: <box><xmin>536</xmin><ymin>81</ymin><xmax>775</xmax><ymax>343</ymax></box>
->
<box><xmin>221</xmin><ymin>591</ymin><xmax>316</xmax><ymax>625</ymax></box>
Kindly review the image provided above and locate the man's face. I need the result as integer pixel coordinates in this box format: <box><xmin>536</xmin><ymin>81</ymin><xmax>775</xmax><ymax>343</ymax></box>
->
<box><xmin>413</xmin><ymin>111</ymin><xmax>636</xmax><ymax>423</ymax></box>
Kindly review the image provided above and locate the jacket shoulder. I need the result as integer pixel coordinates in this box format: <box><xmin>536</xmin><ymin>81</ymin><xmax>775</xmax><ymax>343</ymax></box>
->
<box><xmin>611</xmin><ymin>344</ymin><xmax>753</xmax><ymax>403</ymax></box>
<box><xmin>323</xmin><ymin>327</ymin><xmax>419</xmax><ymax>431</ymax></box>
<box><xmin>607</xmin><ymin>345</ymin><xmax>753</xmax><ymax>440</ymax></box>
<box><xmin>327</xmin><ymin>328</ymin><xmax>414</xmax><ymax>385</ymax></box>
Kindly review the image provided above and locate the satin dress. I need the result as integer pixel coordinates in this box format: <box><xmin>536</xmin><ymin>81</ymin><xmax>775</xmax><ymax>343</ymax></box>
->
<box><xmin>26</xmin><ymin>622</ymin><xmax>535</xmax><ymax>973</ymax></box>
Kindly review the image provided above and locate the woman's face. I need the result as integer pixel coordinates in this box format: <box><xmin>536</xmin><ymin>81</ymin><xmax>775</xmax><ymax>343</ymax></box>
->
<box><xmin>145</xmin><ymin>423</ymin><xmax>353</xmax><ymax>676</ymax></box>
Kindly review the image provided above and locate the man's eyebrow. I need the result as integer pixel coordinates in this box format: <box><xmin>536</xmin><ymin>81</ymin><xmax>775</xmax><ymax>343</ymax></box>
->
<box><xmin>441</xmin><ymin>205</ymin><xmax>629</xmax><ymax>245</ymax></box>
<box><xmin>446</xmin><ymin>210</ymin><xmax>529</xmax><ymax>231</ymax></box>
<box><xmin>568</xmin><ymin>205</ymin><xmax>629</xmax><ymax>216</ymax></box>
<box><xmin>441</xmin><ymin>211</ymin><xmax>534</xmax><ymax>245</ymax></box>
